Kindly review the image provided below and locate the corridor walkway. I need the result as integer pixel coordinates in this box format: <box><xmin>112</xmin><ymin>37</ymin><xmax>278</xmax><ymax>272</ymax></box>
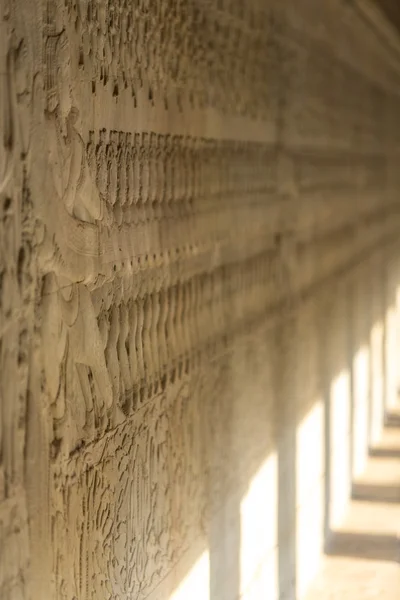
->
<box><xmin>305</xmin><ymin>408</ymin><xmax>400</xmax><ymax>600</ymax></box>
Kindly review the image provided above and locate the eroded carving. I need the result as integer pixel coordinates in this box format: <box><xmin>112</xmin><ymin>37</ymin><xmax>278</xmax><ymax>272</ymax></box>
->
<box><xmin>3</xmin><ymin>1</ymin><xmax>400</xmax><ymax>599</ymax></box>
<box><xmin>63</xmin><ymin>0</ymin><xmax>277</xmax><ymax>116</ymax></box>
<box><xmin>52</xmin><ymin>362</ymin><xmax>232</xmax><ymax>600</ymax></box>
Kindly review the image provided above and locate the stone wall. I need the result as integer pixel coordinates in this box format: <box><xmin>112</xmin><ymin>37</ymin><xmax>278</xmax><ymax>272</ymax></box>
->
<box><xmin>1</xmin><ymin>1</ymin><xmax>400</xmax><ymax>599</ymax></box>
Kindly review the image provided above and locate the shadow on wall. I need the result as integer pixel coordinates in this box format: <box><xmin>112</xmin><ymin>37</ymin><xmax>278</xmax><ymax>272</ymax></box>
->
<box><xmin>166</xmin><ymin>249</ymin><xmax>400</xmax><ymax>600</ymax></box>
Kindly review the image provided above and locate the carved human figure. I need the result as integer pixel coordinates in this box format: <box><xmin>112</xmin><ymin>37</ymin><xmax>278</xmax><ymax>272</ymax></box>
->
<box><xmin>44</xmin><ymin>24</ymin><xmax>103</xmax><ymax>225</ymax></box>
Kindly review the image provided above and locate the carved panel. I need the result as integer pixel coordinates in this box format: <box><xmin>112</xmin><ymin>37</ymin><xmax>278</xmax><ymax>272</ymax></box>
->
<box><xmin>62</xmin><ymin>0</ymin><xmax>279</xmax><ymax>117</ymax></box>
<box><xmin>2</xmin><ymin>0</ymin><xmax>400</xmax><ymax>599</ymax></box>
<box><xmin>52</xmin><ymin>361</ymin><xmax>232</xmax><ymax>600</ymax></box>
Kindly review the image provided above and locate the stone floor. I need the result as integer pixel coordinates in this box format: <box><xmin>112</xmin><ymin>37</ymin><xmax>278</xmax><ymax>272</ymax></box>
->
<box><xmin>304</xmin><ymin>408</ymin><xmax>400</xmax><ymax>600</ymax></box>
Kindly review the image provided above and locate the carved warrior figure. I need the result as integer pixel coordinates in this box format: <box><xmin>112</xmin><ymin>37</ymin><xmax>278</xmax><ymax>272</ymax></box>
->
<box><xmin>43</xmin><ymin>0</ymin><xmax>104</xmax><ymax>227</ymax></box>
<box><xmin>38</xmin><ymin>9</ymin><xmax>119</xmax><ymax>450</ymax></box>
<box><xmin>0</xmin><ymin>29</ymin><xmax>12</xmax><ymax>197</ymax></box>
<box><xmin>42</xmin><ymin>276</ymin><xmax>114</xmax><ymax>448</ymax></box>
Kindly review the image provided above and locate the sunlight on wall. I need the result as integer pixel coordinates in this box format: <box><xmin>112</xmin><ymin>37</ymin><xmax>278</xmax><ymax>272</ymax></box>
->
<box><xmin>296</xmin><ymin>400</ymin><xmax>324</xmax><ymax>598</ymax></box>
<box><xmin>370</xmin><ymin>320</ymin><xmax>384</xmax><ymax>446</ymax></box>
<box><xmin>352</xmin><ymin>345</ymin><xmax>370</xmax><ymax>477</ymax></box>
<box><xmin>169</xmin><ymin>550</ymin><xmax>210</xmax><ymax>600</ymax></box>
<box><xmin>240</xmin><ymin>452</ymin><xmax>278</xmax><ymax>600</ymax></box>
<box><xmin>329</xmin><ymin>369</ymin><xmax>351</xmax><ymax>528</ymax></box>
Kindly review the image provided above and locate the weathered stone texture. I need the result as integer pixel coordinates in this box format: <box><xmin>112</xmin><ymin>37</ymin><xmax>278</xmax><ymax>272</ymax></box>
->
<box><xmin>1</xmin><ymin>0</ymin><xmax>400</xmax><ymax>599</ymax></box>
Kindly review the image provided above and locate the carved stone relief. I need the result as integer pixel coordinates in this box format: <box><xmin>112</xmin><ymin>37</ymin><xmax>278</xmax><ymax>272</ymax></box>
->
<box><xmin>2</xmin><ymin>1</ymin><xmax>400</xmax><ymax>599</ymax></box>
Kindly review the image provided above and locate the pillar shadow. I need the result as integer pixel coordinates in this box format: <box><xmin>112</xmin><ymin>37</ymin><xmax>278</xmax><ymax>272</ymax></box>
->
<box><xmin>368</xmin><ymin>446</ymin><xmax>400</xmax><ymax>458</ymax></box>
<box><xmin>325</xmin><ymin>531</ymin><xmax>400</xmax><ymax>562</ymax></box>
<box><xmin>209</xmin><ymin>497</ymin><xmax>241</xmax><ymax>600</ymax></box>
<box><xmin>384</xmin><ymin>412</ymin><xmax>400</xmax><ymax>428</ymax></box>
<box><xmin>352</xmin><ymin>482</ymin><xmax>400</xmax><ymax>503</ymax></box>
<box><xmin>275</xmin><ymin>317</ymin><xmax>297</xmax><ymax>600</ymax></box>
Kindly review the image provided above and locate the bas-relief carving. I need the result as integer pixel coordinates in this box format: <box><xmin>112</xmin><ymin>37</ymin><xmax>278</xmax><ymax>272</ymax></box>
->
<box><xmin>52</xmin><ymin>362</ymin><xmax>233</xmax><ymax>600</ymax></box>
<box><xmin>0</xmin><ymin>496</ymin><xmax>30</xmax><ymax>600</ymax></box>
<box><xmin>43</xmin><ymin>246</ymin><xmax>298</xmax><ymax>455</ymax></box>
<box><xmin>62</xmin><ymin>0</ymin><xmax>278</xmax><ymax>117</ymax></box>
<box><xmin>2</xmin><ymin>0</ymin><xmax>400</xmax><ymax>598</ymax></box>
<box><xmin>0</xmin><ymin>0</ymin><xmax>42</xmax><ymax>596</ymax></box>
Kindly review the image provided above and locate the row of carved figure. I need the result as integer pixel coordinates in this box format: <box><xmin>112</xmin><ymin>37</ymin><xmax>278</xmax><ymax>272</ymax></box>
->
<box><xmin>87</xmin><ymin>129</ymin><xmax>393</xmax><ymax>223</ymax></box>
<box><xmin>101</xmin><ymin>251</ymin><xmax>286</xmax><ymax>401</ymax></box>
<box><xmin>87</xmin><ymin>131</ymin><xmax>276</xmax><ymax>217</ymax></box>
<box><xmin>42</xmin><ymin>226</ymin><xmax>300</xmax><ymax>458</ymax></box>
<box><xmin>63</xmin><ymin>0</ymin><xmax>275</xmax><ymax>114</ymax></box>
